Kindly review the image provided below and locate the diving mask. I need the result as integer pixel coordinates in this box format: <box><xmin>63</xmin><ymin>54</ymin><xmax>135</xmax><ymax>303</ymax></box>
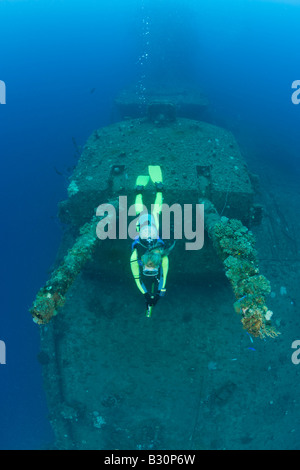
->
<box><xmin>143</xmin><ymin>266</ymin><xmax>159</xmax><ymax>277</ymax></box>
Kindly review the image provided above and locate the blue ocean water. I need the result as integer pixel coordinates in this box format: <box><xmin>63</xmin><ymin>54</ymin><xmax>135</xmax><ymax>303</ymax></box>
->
<box><xmin>0</xmin><ymin>0</ymin><xmax>300</xmax><ymax>450</ymax></box>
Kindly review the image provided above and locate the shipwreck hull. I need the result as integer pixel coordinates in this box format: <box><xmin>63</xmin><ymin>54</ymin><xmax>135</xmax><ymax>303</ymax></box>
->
<box><xmin>40</xmin><ymin>271</ymin><xmax>238</xmax><ymax>450</ymax></box>
<box><xmin>59</xmin><ymin>117</ymin><xmax>255</xmax><ymax>276</ymax></box>
<box><xmin>38</xmin><ymin>112</ymin><xmax>267</xmax><ymax>449</ymax></box>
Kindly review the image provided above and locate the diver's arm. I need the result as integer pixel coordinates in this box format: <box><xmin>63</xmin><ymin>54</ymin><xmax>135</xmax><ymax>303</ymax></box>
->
<box><xmin>130</xmin><ymin>249</ymin><xmax>147</xmax><ymax>295</ymax></box>
<box><xmin>159</xmin><ymin>255</ymin><xmax>169</xmax><ymax>296</ymax></box>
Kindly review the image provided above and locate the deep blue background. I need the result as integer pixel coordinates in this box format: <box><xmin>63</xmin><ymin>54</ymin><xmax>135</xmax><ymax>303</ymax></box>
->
<box><xmin>0</xmin><ymin>0</ymin><xmax>299</xmax><ymax>449</ymax></box>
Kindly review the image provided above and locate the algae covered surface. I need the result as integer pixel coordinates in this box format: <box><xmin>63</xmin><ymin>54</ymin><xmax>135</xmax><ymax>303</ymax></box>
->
<box><xmin>40</xmin><ymin>253</ymin><xmax>298</xmax><ymax>450</ymax></box>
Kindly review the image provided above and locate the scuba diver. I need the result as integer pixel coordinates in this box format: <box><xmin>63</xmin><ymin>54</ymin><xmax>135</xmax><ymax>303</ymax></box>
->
<box><xmin>130</xmin><ymin>166</ymin><xmax>175</xmax><ymax>317</ymax></box>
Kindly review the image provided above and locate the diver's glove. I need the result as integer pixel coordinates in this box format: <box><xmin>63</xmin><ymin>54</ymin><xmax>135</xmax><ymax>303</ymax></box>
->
<box><xmin>144</xmin><ymin>293</ymin><xmax>159</xmax><ymax>307</ymax></box>
<box><xmin>159</xmin><ymin>288</ymin><xmax>166</xmax><ymax>297</ymax></box>
<box><xmin>144</xmin><ymin>293</ymin><xmax>152</xmax><ymax>306</ymax></box>
<box><xmin>152</xmin><ymin>294</ymin><xmax>160</xmax><ymax>306</ymax></box>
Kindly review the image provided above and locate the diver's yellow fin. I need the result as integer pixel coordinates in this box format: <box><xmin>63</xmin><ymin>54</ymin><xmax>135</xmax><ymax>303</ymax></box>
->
<box><xmin>148</xmin><ymin>165</ymin><xmax>163</xmax><ymax>185</ymax></box>
<box><xmin>136</xmin><ymin>175</ymin><xmax>150</xmax><ymax>188</ymax></box>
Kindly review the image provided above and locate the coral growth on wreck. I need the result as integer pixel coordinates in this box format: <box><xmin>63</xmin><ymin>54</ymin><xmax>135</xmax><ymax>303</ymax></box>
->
<box><xmin>30</xmin><ymin>216</ymin><xmax>99</xmax><ymax>325</ymax></box>
<box><xmin>212</xmin><ymin>218</ymin><xmax>279</xmax><ymax>339</ymax></box>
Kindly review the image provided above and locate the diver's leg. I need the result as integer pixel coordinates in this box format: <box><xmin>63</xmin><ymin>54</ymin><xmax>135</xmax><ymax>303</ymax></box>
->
<box><xmin>152</xmin><ymin>191</ymin><xmax>163</xmax><ymax>232</ymax></box>
<box><xmin>135</xmin><ymin>175</ymin><xmax>149</xmax><ymax>216</ymax></box>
